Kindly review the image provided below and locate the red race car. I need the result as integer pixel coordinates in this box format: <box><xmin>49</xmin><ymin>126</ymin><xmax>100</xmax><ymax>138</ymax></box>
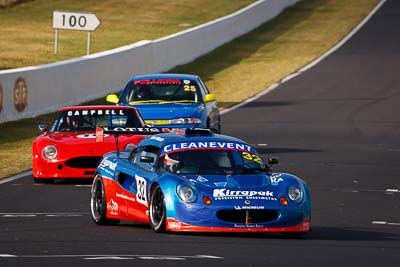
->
<box><xmin>32</xmin><ymin>105</ymin><xmax>150</xmax><ymax>183</ymax></box>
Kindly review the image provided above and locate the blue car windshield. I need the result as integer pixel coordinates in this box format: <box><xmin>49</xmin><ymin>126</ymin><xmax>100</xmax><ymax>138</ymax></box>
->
<box><xmin>160</xmin><ymin>149</ymin><xmax>268</xmax><ymax>175</ymax></box>
<box><xmin>119</xmin><ymin>78</ymin><xmax>202</xmax><ymax>104</ymax></box>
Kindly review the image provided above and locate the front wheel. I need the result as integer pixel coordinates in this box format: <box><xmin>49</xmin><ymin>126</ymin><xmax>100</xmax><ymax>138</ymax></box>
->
<box><xmin>149</xmin><ymin>184</ymin><xmax>166</xmax><ymax>233</ymax></box>
<box><xmin>90</xmin><ymin>174</ymin><xmax>120</xmax><ymax>225</ymax></box>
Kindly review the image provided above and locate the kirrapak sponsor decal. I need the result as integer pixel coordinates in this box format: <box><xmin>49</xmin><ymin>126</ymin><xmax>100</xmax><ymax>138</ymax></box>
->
<box><xmin>67</xmin><ymin>109</ymin><xmax>125</xmax><ymax>116</ymax></box>
<box><xmin>213</xmin><ymin>189</ymin><xmax>277</xmax><ymax>201</ymax></box>
<box><xmin>161</xmin><ymin>142</ymin><xmax>256</xmax><ymax>154</ymax></box>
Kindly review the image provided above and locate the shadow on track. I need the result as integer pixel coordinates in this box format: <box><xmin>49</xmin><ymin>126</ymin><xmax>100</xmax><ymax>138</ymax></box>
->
<box><xmin>33</xmin><ymin>178</ymin><xmax>94</xmax><ymax>185</ymax></box>
<box><xmin>159</xmin><ymin>226</ymin><xmax>400</xmax><ymax>242</ymax></box>
<box><xmin>306</xmin><ymin>226</ymin><xmax>400</xmax><ymax>241</ymax></box>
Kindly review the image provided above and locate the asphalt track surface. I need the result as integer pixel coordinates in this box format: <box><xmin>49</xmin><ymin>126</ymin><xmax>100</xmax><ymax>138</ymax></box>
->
<box><xmin>1</xmin><ymin>1</ymin><xmax>400</xmax><ymax>266</ymax></box>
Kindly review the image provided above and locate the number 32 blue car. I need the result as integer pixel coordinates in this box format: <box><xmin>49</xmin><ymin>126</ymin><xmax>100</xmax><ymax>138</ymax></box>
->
<box><xmin>90</xmin><ymin>128</ymin><xmax>311</xmax><ymax>235</ymax></box>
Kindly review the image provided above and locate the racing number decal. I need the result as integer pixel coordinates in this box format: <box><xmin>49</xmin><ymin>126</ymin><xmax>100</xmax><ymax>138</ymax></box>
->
<box><xmin>183</xmin><ymin>85</ymin><xmax>196</xmax><ymax>92</ymax></box>
<box><xmin>242</xmin><ymin>152</ymin><xmax>262</xmax><ymax>163</ymax></box>
<box><xmin>135</xmin><ymin>175</ymin><xmax>148</xmax><ymax>207</ymax></box>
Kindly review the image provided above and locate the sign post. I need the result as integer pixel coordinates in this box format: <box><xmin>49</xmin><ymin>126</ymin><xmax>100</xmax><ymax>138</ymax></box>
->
<box><xmin>52</xmin><ymin>11</ymin><xmax>101</xmax><ymax>55</ymax></box>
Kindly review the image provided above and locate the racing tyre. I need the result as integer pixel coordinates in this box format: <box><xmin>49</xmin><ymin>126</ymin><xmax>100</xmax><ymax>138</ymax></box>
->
<box><xmin>90</xmin><ymin>174</ymin><xmax>120</xmax><ymax>226</ymax></box>
<box><xmin>149</xmin><ymin>184</ymin><xmax>166</xmax><ymax>233</ymax></box>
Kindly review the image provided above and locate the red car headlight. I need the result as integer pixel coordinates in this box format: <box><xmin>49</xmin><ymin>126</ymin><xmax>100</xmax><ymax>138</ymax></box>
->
<box><xmin>43</xmin><ymin>145</ymin><xmax>58</xmax><ymax>161</ymax></box>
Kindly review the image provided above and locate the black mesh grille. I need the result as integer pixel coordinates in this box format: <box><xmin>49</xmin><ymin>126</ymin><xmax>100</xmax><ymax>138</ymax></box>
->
<box><xmin>65</xmin><ymin>156</ymin><xmax>102</xmax><ymax>168</ymax></box>
<box><xmin>216</xmin><ymin>209</ymin><xmax>279</xmax><ymax>223</ymax></box>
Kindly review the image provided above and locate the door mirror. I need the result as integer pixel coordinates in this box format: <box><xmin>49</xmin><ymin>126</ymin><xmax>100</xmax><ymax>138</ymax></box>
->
<box><xmin>204</xmin><ymin>94</ymin><xmax>216</xmax><ymax>102</ymax></box>
<box><xmin>106</xmin><ymin>94</ymin><xmax>119</xmax><ymax>104</ymax></box>
<box><xmin>140</xmin><ymin>156</ymin><xmax>154</xmax><ymax>163</ymax></box>
<box><xmin>38</xmin><ymin>124</ymin><xmax>48</xmax><ymax>133</ymax></box>
<box><xmin>268</xmin><ymin>157</ymin><xmax>279</xmax><ymax>165</ymax></box>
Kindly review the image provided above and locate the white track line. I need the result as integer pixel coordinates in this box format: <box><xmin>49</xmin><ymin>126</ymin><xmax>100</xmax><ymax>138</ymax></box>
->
<box><xmin>0</xmin><ymin>212</ymin><xmax>87</xmax><ymax>218</ymax></box>
<box><xmin>0</xmin><ymin>254</ymin><xmax>223</xmax><ymax>260</ymax></box>
<box><xmin>372</xmin><ymin>221</ymin><xmax>400</xmax><ymax>226</ymax></box>
<box><xmin>0</xmin><ymin>170</ymin><xmax>32</xmax><ymax>185</ymax></box>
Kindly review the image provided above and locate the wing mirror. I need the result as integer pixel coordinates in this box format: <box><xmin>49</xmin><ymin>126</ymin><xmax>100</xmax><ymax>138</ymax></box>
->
<box><xmin>106</xmin><ymin>94</ymin><xmax>119</xmax><ymax>104</ymax></box>
<box><xmin>140</xmin><ymin>156</ymin><xmax>154</xmax><ymax>163</ymax></box>
<box><xmin>38</xmin><ymin>124</ymin><xmax>48</xmax><ymax>133</ymax></box>
<box><xmin>267</xmin><ymin>157</ymin><xmax>279</xmax><ymax>165</ymax></box>
<box><xmin>204</xmin><ymin>93</ymin><xmax>216</xmax><ymax>102</ymax></box>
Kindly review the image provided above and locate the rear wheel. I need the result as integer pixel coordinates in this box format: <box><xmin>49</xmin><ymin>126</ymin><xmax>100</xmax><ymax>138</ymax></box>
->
<box><xmin>90</xmin><ymin>174</ymin><xmax>120</xmax><ymax>225</ymax></box>
<box><xmin>149</xmin><ymin>184</ymin><xmax>166</xmax><ymax>232</ymax></box>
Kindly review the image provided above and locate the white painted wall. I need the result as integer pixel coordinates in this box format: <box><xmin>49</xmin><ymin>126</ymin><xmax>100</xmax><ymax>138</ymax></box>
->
<box><xmin>0</xmin><ymin>0</ymin><xmax>299</xmax><ymax>123</ymax></box>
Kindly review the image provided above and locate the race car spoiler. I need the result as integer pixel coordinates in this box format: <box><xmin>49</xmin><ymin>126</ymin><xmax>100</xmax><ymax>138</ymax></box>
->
<box><xmin>96</xmin><ymin>126</ymin><xmax>184</xmax><ymax>154</ymax></box>
<box><xmin>101</xmin><ymin>126</ymin><xmax>168</xmax><ymax>135</ymax></box>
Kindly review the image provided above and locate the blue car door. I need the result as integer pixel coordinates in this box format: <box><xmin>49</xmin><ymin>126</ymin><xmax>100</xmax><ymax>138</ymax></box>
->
<box><xmin>117</xmin><ymin>146</ymin><xmax>160</xmax><ymax>222</ymax></box>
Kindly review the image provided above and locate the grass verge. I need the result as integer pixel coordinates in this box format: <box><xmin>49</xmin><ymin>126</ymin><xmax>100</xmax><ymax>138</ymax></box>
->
<box><xmin>0</xmin><ymin>0</ymin><xmax>254</xmax><ymax>70</ymax></box>
<box><xmin>0</xmin><ymin>0</ymin><xmax>380</xmax><ymax>178</ymax></box>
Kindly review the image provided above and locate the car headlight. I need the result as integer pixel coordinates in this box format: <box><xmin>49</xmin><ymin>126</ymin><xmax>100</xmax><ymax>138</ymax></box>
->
<box><xmin>287</xmin><ymin>185</ymin><xmax>303</xmax><ymax>203</ymax></box>
<box><xmin>171</xmin><ymin>118</ymin><xmax>202</xmax><ymax>124</ymax></box>
<box><xmin>43</xmin><ymin>145</ymin><xmax>58</xmax><ymax>161</ymax></box>
<box><xmin>177</xmin><ymin>184</ymin><xmax>198</xmax><ymax>203</ymax></box>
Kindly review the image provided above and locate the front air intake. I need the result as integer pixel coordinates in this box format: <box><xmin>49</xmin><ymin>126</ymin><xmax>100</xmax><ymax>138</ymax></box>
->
<box><xmin>65</xmin><ymin>156</ymin><xmax>102</xmax><ymax>168</ymax></box>
<box><xmin>217</xmin><ymin>209</ymin><xmax>279</xmax><ymax>223</ymax></box>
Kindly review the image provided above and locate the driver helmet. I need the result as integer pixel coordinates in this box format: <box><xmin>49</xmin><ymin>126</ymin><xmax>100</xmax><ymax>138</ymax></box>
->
<box><xmin>164</xmin><ymin>153</ymin><xmax>180</xmax><ymax>173</ymax></box>
<box><xmin>137</xmin><ymin>85</ymin><xmax>150</xmax><ymax>99</ymax></box>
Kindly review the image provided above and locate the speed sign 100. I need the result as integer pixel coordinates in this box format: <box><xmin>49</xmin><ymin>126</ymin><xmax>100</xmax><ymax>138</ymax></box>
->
<box><xmin>53</xmin><ymin>11</ymin><xmax>101</xmax><ymax>31</ymax></box>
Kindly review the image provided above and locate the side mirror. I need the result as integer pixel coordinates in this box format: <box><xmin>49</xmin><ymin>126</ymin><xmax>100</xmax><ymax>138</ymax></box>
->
<box><xmin>106</xmin><ymin>94</ymin><xmax>119</xmax><ymax>104</ymax></box>
<box><xmin>140</xmin><ymin>156</ymin><xmax>154</xmax><ymax>163</ymax></box>
<box><xmin>124</xmin><ymin>143</ymin><xmax>137</xmax><ymax>151</ymax></box>
<box><xmin>204</xmin><ymin>93</ymin><xmax>216</xmax><ymax>102</ymax></box>
<box><xmin>268</xmin><ymin>157</ymin><xmax>279</xmax><ymax>165</ymax></box>
<box><xmin>38</xmin><ymin>124</ymin><xmax>48</xmax><ymax>133</ymax></box>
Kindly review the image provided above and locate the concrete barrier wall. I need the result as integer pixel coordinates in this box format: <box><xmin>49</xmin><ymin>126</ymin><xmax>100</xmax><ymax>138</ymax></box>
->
<box><xmin>0</xmin><ymin>0</ymin><xmax>298</xmax><ymax>123</ymax></box>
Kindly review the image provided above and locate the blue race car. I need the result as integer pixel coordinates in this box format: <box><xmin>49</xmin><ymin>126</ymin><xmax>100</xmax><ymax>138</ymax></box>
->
<box><xmin>106</xmin><ymin>73</ymin><xmax>221</xmax><ymax>133</ymax></box>
<box><xmin>90</xmin><ymin>128</ymin><xmax>311</xmax><ymax>234</ymax></box>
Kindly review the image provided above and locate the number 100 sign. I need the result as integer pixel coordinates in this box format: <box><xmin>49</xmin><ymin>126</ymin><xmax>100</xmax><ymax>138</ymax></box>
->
<box><xmin>52</xmin><ymin>11</ymin><xmax>101</xmax><ymax>55</ymax></box>
<box><xmin>53</xmin><ymin>11</ymin><xmax>100</xmax><ymax>31</ymax></box>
